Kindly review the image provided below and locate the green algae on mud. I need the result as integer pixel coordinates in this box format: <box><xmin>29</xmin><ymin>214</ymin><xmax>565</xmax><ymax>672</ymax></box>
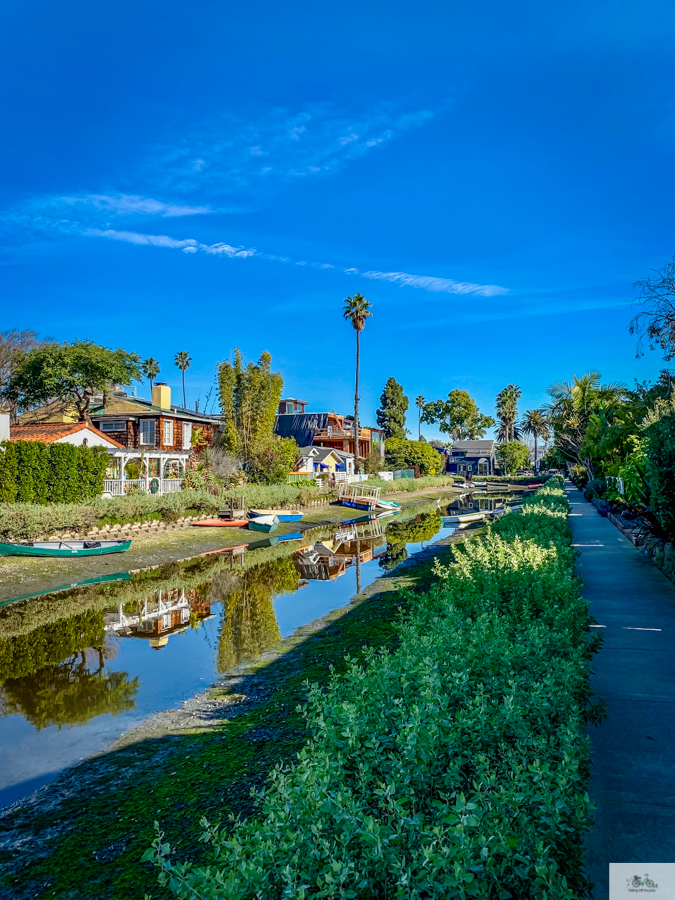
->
<box><xmin>0</xmin><ymin>524</ymin><xmax>470</xmax><ymax>900</ymax></box>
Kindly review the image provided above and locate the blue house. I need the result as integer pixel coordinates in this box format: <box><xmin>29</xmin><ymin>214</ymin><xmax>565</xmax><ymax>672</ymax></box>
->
<box><xmin>445</xmin><ymin>440</ymin><xmax>496</xmax><ymax>476</ymax></box>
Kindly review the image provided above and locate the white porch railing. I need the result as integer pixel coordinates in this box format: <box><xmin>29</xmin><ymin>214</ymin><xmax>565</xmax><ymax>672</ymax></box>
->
<box><xmin>103</xmin><ymin>478</ymin><xmax>184</xmax><ymax>496</ymax></box>
<box><xmin>334</xmin><ymin>473</ymin><xmax>369</xmax><ymax>484</ymax></box>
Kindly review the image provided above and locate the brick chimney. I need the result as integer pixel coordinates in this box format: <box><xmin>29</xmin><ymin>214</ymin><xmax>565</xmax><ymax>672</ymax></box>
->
<box><xmin>152</xmin><ymin>383</ymin><xmax>171</xmax><ymax>410</ymax></box>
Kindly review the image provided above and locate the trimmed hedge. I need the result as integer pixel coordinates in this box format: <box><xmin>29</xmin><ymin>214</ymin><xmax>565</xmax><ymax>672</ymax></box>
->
<box><xmin>0</xmin><ymin>440</ymin><xmax>108</xmax><ymax>504</ymax></box>
<box><xmin>146</xmin><ymin>477</ymin><xmax>601</xmax><ymax>898</ymax></box>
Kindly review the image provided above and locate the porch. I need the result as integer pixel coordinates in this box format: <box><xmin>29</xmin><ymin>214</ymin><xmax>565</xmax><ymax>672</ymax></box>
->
<box><xmin>103</xmin><ymin>450</ymin><xmax>190</xmax><ymax>497</ymax></box>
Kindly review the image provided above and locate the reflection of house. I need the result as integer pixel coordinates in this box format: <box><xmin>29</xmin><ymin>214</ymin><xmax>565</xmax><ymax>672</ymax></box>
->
<box><xmin>275</xmin><ymin>404</ymin><xmax>380</xmax><ymax>460</ymax></box>
<box><xmin>294</xmin><ymin>445</ymin><xmax>354</xmax><ymax>475</ymax></box>
<box><xmin>445</xmin><ymin>440</ymin><xmax>496</xmax><ymax>476</ymax></box>
<box><xmin>104</xmin><ymin>588</ymin><xmax>213</xmax><ymax>649</ymax></box>
<box><xmin>292</xmin><ymin>521</ymin><xmax>387</xmax><ymax>581</ymax></box>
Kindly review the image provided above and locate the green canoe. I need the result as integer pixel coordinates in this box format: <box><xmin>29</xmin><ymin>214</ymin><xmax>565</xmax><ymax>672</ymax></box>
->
<box><xmin>0</xmin><ymin>540</ymin><xmax>132</xmax><ymax>558</ymax></box>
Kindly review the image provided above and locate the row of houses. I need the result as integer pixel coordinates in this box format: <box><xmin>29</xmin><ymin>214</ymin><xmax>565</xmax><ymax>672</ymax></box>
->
<box><xmin>0</xmin><ymin>385</ymin><xmax>500</xmax><ymax>491</ymax></box>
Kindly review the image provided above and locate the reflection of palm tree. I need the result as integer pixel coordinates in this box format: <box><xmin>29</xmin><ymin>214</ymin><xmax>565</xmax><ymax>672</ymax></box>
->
<box><xmin>343</xmin><ymin>294</ymin><xmax>372</xmax><ymax>469</ymax></box>
<box><xmin>355</xmin><ymin>538</ymin><xmax>362</xmax><ymax>595</ymax></box>
<box><xmin>174</xmin><ymin>351</ymin><xmax>192</xmax><ymax>408</ymax></box>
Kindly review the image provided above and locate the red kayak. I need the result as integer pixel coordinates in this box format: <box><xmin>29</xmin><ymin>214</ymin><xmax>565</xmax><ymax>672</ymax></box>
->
<box><xmin>192</xmin><ymin>519</ymin><xmax>249</xmax><ymax>527</ymax></box>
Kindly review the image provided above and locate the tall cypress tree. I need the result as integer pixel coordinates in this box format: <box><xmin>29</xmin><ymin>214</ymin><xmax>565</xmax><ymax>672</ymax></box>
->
<box><xmin>376</xmin><ymin>377</ymin><xmax>409</xmax><ymax>440</ymax></box>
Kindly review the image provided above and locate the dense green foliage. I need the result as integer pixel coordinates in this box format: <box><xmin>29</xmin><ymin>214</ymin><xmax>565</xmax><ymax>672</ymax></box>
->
<box><xmin>645</xmin><ymin>413</ymin><xmax>675</xmax><ymax>535</ymax></box>
<box><xmin>384</xmin><ymin>437</ymin><xmax>443</xmax><ymax>475</ymax></box>
<box><xmin>146</xmin><ymin>479</ymin><xmax>599</xmax><ymax>899</ymax></box>
<box><xmin>218</xmin><ymin>349</ymin><xmax>295</xmax><ymax>483</ymax></box>
<box><xmin>422</xmin><ymin>389</ymin><xmax>495</xmax><ymax>439</ymax></box>
<box><xmin>495</xmin><ymin>440</ymin><xmax>531</xmax><ymax>475</ymax></box>
<box><xmin>496</xmin><ymin>384</ymin><xmax>521</xmax><ymax>442</ymax></box>
<box><xmin>0</xmin><ymin>440</ymin><xmax>108</xmax><ymax>504</ymax></box>
<box><xmin>376</xmin><ymin>377</ymin><xmax>409</xmax><ymax>439</ymax></box>
<box><xmin>2</xmin><ymin>340</ymin><xmax>141</xmax><ymax>420</ymax></box>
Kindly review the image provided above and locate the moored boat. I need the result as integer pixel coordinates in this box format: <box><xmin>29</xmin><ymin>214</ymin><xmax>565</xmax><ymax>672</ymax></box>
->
<box><xmin>249</xmin><ymin>509</ymin><xmax>303</xmax><ymax>522</ymax></box>
<box><xmin>441</xmin><ymin>511</ymin><xmax>487</xmax><ymax>525</ymax></box>
<box><xmin>192</xmin><ymin>519</ymin><xmax>249</xmax><ymax>527</ymax></box>
<box><xmin>247</xmin><ymin>515</ymin><xmax>279</xmax><ymax>533</ymax></box>
<box><xmin>0</xmin><ymin>539</ymin><xmax>131</xmax><ymax>558</ymax></box>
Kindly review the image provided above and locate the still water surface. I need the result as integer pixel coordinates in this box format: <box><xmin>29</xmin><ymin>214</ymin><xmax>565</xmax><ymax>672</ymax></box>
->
<box><xmin>0</xmin><ymin>509</ymin><xmax>454</xmax><ymax>809</ymax></box>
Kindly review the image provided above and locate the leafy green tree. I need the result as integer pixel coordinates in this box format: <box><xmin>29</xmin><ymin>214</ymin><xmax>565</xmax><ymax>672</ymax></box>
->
<box><xmin>2</xmin><ymin>341</ymin><xmax>141</xmax><ymax>421</ymax></box>
<box><xmin>218</xmin><ymin>349</ymin><xmax>293</xmax><ymax>482</ymax></box>
<box><xmin>496</xmin><ymin>384</ymin><xmax>522</xmax><ymax>442</ymax></box>
<box><xmin>174</xmin><ymin>351</ymin><xmax>191</xmax><ymax>407</ymax></box>
<box><xmin>376</xmin><ymin>377</ymin><xmax>409</xmax><ymax>440</ymax></box>
<box><xmin>422</xmin><ymin>389</ymin><xmax>495</xmax><ymax>440</ymax></box>
<box><xmin>143</xmin><ymin>358</ymin><xmax>161</xmax><ymax>391</ymax></box>
<box><xmin>546</xmin><ymin>371</ymin><xmax>627</xmax><ymax>479</ymax></box>
<box><xmin>496</xmin><ymin>440</ymin><xmax>531</xmax><ymax>475</ymax></box>
<box><xmin>520</xmin><ymin>409</ymin><xmax>550</xmax><ymax>468</ymax></box>
<box><xmin>415</xmin><ymin>395</ymin><xmax>425</xmax><ymax>439</ymax></box>
<box><xmin>0</xmin><ymin>329</ymin><xmax>43</xmax><ymax>417</ymax></box>
<box><xmin>343</xmin><ymin>294</ymin><xmax>373</xmax><ymax>465</ymax></box>
<box><xmin>645</xmin><ymin>414</ymin><xmax>675</xmax><ymax>536</ymax></box>
<box><xmin>385</xmin><ymin>438</ymin><xmax>442</xmax><ymax>475</ymax></box>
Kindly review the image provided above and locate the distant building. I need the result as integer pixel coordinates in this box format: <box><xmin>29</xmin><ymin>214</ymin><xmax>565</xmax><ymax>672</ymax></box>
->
<box><xmin>278</xmin><ymin>397</ymin><xmax>308</xmax><ymax>415</ymax></box>
<box><xmin>294</xmin><ymin>445</ymin><xmax>354</xmax><ymax>475</ymax></box>
<box><xmin>275</xmin><ymin>404</ymin><xmax>377</xmax><ymax>459</ymax></box>
<box><xmin>445</xmin><ymin>440</ymin><xmax>496</xmax><ymax>477</ymax></box>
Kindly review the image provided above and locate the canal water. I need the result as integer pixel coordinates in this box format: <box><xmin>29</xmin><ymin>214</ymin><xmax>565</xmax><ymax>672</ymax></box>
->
<box><xmin>0</xmin><ymin>508</ymin><xmax>453</xmax><ymax>809</ymax></box>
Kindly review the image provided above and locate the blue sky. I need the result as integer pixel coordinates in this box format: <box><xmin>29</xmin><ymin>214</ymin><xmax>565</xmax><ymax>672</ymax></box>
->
<box><xmin>2</xmin><ymin>0</ymin><xmax>675</xmax><ymax>438</ymax></box>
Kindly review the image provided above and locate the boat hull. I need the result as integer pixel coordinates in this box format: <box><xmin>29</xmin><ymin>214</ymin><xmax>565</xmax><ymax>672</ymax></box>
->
<box><xmin>248</xmin><ymin>515</ymin><xmax>279</xmax><ymax>533</ymax></box>
<box><xmin>341</xmin><ymin>499</ymin><xmax>376</xmax><ymax>511</ymax></box>
<box><xmin>249</xmin><ymin>509</ymin><xmax>303</xmax><ymax>522</ymax></box>
<box><xmin>0</xmin><ymin>540</ymin><xmax>131</xmax><ymax>557</ymax></box>
<box><xmin>192</xmin><ymin>519</ymin><xmax>249</xmax><ymax>527</ymax></box>
<box><xmin>442</xmin><ymin>513</ymin><xmax>486</xmax><ymax>524</ymax></box>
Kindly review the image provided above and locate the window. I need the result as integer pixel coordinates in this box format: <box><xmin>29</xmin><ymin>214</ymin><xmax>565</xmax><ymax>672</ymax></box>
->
<box><xmin>140</xmin><ymin>419</ymin><xmax>156</xmax><ymax>446</ymax></box>
<box><xmin>163</xmin><ymin>419</ymin><xmax>174</xmax><ymax>446</ymax></box>
<box><xmin>100</xmin><ymin>419</ymin><xmax>126</xmax><ymax>432</ymax></box>
<box><xmin>285</xmin><ymin>402</ymin><xmax>293</xmax><ymax>413</ymax></box>
<box><xmin>182</xmin><ymin>422</ymin><xmax>192</xmax><ymax>450</ymax></box>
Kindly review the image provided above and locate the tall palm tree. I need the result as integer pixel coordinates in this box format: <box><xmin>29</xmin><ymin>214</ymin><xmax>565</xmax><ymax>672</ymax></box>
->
<box><xmin>174</xmin><ymin>351</ymin><xmax>192</xmax><ymax>408</ymax></box>
<box><xmin>496</xmin><ymin>384</ymin><xmax>522</xmax><ymax>442</ymax></box>
<box><xmin>343</xmin><ymin>294</ymin><xmax>372</xmax><ymax>469</ymax></box>
<box><xmin>520</xmin><ymin>408</ymin><xmax>550</xmax><ymax>469</ymax></box>
<box><xmin>142</xmin><ymin>358</ymin><xmax>160</xmax><ymax>391</ymax></box>
<box><xmin>415</xmin><ymin>395</ymin><xmax>425</xmax><ymax>439</ymax></box>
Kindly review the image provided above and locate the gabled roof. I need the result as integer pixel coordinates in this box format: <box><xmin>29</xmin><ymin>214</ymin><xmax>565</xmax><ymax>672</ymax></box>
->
<box><xmin>10</xmin><ymin>422</ymin><xmax>124</xmax><ymax>448</ymax></box>
<box><xmin>90</xmin><ymin>396</ymin><xmax>219</xmax><ymax>423</ymax></box>
<box><xmin>297</xmin><ymin>445</ymin><xmax>343</xmax><ymax>463</ymax></box>
<box><xmin>451</xmin><ymin>440</ymin><xmax>495</xmax><ymax>453</ymax></box>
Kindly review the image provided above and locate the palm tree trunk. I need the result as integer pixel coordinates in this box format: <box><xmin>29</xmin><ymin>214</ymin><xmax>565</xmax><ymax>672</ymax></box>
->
<box><xmin>182</xmin><ymin>370</ymin><xmax>186</xmax><ymax>408</ymax></box>
<box><xmin>354</xmin><ymin>329</ymin><xmax>360</xmax><ymax>469</ymax></box>
<box><xmin>418</xmin><ymin>411</ymin><xmax>421</xmax><ymax>440</ymax></box>
<box><xmin>534</xmin><ymin>433</ymin><xmax>538</xmax><ymax>468</ymax></box>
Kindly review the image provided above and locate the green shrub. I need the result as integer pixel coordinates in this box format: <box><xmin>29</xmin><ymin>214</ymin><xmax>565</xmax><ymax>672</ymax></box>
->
<box><xmin>0</xmin><ymin>440</ymin><xmax>107</xmax><ymax>505</ymax></box>
<box><xmin>145</xmin><ymin>477</ymin><xmax>600</xmax><ymax>899</ymax></box>
<box><xmin>384</xmin><ymin>437</ymin><xmax>443</xmax><ymax>475</ymax></box>
<box><xmin>646</xmin><ymin>413</ymin><xmax>675</xmax><ymax>537</ymax></box>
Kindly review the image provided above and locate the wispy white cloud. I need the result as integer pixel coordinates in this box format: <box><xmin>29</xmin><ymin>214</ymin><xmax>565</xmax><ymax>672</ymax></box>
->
<box><xmin>86</xmin><ymin>228</ymin><xmax>256</xmax><ymax>257</ymax></box>
<box><xmin>80</xmin><ymin>226</ymin><xmax>506</xmax><ymax>298</ymax></box>
<box><xmin>146</xmin><ymin>103</ymin><xmax>439</xmax><ymax>199</ymax></box>
<box><xmin>359</xmin><ymin>269</ymin><xmax>508</xmax><ymax>297</ymax></box>
<box><xmin>54</xmin><ymin>193</ymin><xmax>214</xmax><ymax>218</ymax></box>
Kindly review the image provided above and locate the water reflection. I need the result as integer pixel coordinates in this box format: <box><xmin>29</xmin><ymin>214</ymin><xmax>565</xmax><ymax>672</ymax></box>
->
<box><xmin>0</xmin><ymin>505</ymin><xmax>448</xmax><ymax>806</ymax></box>
<box><xmin>440</xmin><ymin>492</ymin><xmax>514</xmax><ymax>515</ymax></box>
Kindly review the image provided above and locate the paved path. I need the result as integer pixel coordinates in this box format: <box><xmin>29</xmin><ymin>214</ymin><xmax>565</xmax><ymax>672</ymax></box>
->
<box><xmin>566</xmin><ymin>484</ymin><xmax>675</xmax><ymax>897</ymax></box>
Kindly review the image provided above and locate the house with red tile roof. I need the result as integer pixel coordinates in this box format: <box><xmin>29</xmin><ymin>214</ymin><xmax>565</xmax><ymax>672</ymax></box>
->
<box><xmin>9</xmin><ymin>422</ymin><xmax>124</xmax><ymax>450</ymax></box>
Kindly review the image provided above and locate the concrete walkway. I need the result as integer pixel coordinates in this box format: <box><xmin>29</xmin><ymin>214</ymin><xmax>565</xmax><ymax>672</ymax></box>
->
<box><xmin>567</xmin><ymin>484</ymin><xmax>675</xmax><ymax>897</ymax></box>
